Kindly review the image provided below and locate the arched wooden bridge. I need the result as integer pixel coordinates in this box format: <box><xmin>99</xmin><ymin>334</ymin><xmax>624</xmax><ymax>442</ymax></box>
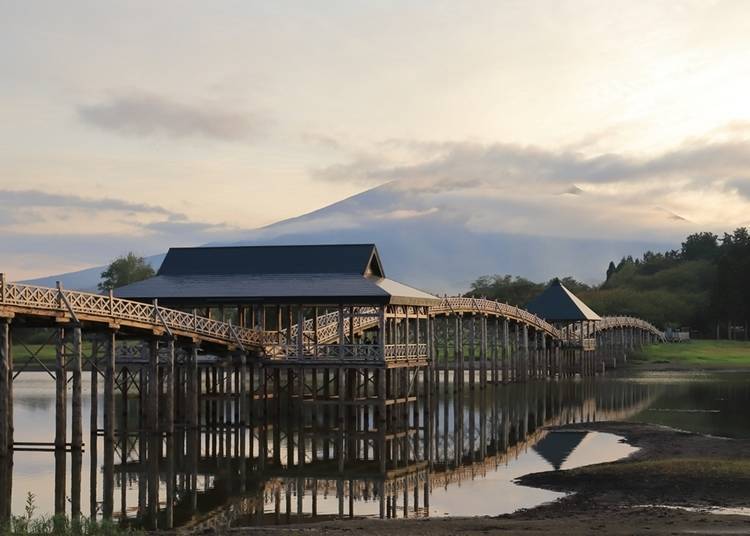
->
<box><xmin>0</xmin><ymin>280</ymin><xmax>662</xmax><ymax>354</ymax></box>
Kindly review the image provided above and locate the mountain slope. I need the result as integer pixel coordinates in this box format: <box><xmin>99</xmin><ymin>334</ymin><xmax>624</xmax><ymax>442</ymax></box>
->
<box><xmin>26</xmin><ymin>181</ymin><xmax>676</xmax><ymax>293</ymax></box>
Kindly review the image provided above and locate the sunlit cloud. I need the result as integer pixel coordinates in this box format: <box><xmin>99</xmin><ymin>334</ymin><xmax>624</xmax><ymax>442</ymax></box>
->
<box><xmin>78</xmin><ymin>91</ymin><xmax>261</xmax><ymax>141</ymax></box>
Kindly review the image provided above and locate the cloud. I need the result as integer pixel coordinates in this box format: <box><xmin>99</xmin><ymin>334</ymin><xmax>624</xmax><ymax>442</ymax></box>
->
<box><xmin>78</xmin><ymin>92</ymin><xmax>259</xmax><ymax>141</ymax></box>
<box><xmin>311</xmin><ymin>137</ymin><xmax>750</xmax><ymax>195</ymax></box>
<box><xmin>0</xmin><ymin>189</ymin><xmax>180</xmax><ymax>216</ymax></box>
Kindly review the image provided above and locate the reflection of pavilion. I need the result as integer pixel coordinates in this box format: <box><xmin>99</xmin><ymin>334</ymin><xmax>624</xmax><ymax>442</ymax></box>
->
<box><xmin>532</xmin><ymin>431</ymin><xmax>589</xmax><ymax>471</ymax></box>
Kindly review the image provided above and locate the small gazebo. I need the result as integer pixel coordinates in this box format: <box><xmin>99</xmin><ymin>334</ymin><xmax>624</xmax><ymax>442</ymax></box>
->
<box><xmin>525</xmin><ymin>278</ymin><xmax>601</xmax><ymax>348</ymax></box>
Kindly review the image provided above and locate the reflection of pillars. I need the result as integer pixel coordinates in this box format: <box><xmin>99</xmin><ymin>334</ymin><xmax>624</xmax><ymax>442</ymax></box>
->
<box><xmin>0</xmin><ymin>320</ymin><xmax>9</xmax><ymax>459</ymax></box>
<box><xmin>147</xmin><ymin>434</ymin><xmax>160</xmax><ymax>530</ymax></box>
<box><xmin>0</xmin><ymin>451</ymin><xmax>12</xmax><ymax>523</ymax></box>
<box><xmin>165</xmin><ymin>434</ymin><xmax>174</xmax><ymax>530</ymax></box>
<box><xmin>55</xmin><ymin>328</ymin><xmax>67</xmax><ymax>449</ymax></box>
<box><xmin>479</xmin><ymin>381</ymin><xmax>487</xmax><ymax>459</ymax></box>
<box><xmin>54</xmin><ymin>448</ymin><xmax>66</xmax><ymax>515</ymax></box>
<box><xmin>287</xmin><ymin>369</ymin><xmax>294</xmax><ymax>468</ymax></box>
<box><xmin>102</xmin><ymin>431</ymin><xmax>114</xmax><ymax>520</ymax></box>
<box><xmin>72</xmin><ymin>326</ymin><xmax>83</xmax><ymax>451</ymax></box>
<box><xmin>188</xmin><ymin>428</ymin><xmax>198</xmax><ymax>512</ymax></box>
<box><xmin>71</xmin><ymin>448</ymin><xmax>82</xmax><ymax>522</ymax></box>
<box><xmin>89</xmin><ymin>422</ymin><xmax>98</xmax><ymax>521</ymax></box>
<box><xmin>379</xmin><ymin>481</ymin><xmax>385</xmax><ymax>519</ymax></box>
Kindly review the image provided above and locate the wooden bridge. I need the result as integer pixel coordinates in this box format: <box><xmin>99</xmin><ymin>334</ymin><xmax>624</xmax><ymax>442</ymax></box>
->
<box><xmin>0</xmin><ymin>244</ymin><xmax>668</xmax><ymax>528</ymax></box>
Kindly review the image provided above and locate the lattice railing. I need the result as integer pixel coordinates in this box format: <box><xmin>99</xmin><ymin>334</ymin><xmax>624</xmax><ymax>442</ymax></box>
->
<box><xmin>0</xmin><ymin>280</ymin><xmax>274</xmax><ymax>348</ymax></box>
<box><xmin>432</xmin><ymin>296</ymin><xmax>564</xmax><ymax>339</ymax></box>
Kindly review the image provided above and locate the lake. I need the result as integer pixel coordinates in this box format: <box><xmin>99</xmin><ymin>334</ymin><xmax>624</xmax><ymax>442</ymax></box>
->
<box><xmin>3</xmin><ymin>369</ymin><xmax>748</xmax><ymax>528</ymax></box>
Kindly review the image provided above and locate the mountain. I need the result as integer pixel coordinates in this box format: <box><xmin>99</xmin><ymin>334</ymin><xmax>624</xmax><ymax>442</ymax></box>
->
<box><xmin>25</xmin><ymin>180</ymin><xmax>676</xmax><ymax>294</ymax></box>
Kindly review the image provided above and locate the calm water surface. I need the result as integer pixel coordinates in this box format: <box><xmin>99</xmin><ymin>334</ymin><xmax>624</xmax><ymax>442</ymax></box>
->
<box><xmin>3</xmin><ymin>370</ymin><xmax>748</xmax><ymax>528</ymax></box>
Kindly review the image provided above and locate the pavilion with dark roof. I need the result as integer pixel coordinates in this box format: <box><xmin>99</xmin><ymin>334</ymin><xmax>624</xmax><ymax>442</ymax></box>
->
<box><xmin>525</xmin><ymin>278</ymin><xmax>601</xmax><ymax>348</ymax></box>
<box><xmin>115</xmin><ymin>244</ymin><xmax>437</xmax><ymax>365</ymax></box>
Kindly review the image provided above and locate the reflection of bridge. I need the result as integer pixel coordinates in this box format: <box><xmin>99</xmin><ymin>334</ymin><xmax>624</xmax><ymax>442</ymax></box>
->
<box><xmin>86</xmin><ymin>377</ymin><xmax>657</xmax><ymax>530</ymax></box>
<box><xmin>0</xmin><ymin>244</ymin><xmax>665</xmax><ymax>526</ymax></box>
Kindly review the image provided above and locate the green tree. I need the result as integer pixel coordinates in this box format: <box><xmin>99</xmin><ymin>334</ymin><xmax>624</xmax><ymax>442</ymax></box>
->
<box><xmin>98</xmin><ymin>253</ymin><xmax>155</xmax><ymax>291</ymax></box>
<box><xmin>681</xmin><ymin>232</ymin><xmax>719</xmax><ymax>261</ymax></box>
<box><xmin>606</xmin><ymin>261</ymin><xmax>616</xmax><ymax>281</ymax></box>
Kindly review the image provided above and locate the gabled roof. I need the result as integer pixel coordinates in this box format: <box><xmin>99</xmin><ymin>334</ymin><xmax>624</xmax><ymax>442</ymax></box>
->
<box><xmin>525</xmin><ymin>278</ymin><xmax>601</xmax><ymax>322</ymax></box>
<box><xmin>157</xmin><ymin>244</ymin><xmax>384</xmax><ymax>277</ymax></box>
<box><xmin>115</xmin><ymin>244</ymin><xmax>438</xmax><ymax>306</ymax></box>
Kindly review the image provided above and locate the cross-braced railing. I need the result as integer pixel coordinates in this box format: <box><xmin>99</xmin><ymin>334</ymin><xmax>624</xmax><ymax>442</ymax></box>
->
<box><xmin>0</xmin><ymin>278</ymin><xmax>275</xmax><ymax>349</ymax></box>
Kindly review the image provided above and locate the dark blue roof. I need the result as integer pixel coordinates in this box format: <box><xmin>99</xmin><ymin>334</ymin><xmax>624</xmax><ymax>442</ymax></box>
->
<box><xmin>115</xmin><ymin>244</ymin><xmax>438</xmax><ymax>305</ymax></box>
<box><xmin>525</xmin><ymin>278</ymin><xmax>601</xmax><ymax>322</ymax></box>
<box><xmin>157</xmin><ymin>244</ymin><xmax>384</xmax><ymax>277</ymax></box>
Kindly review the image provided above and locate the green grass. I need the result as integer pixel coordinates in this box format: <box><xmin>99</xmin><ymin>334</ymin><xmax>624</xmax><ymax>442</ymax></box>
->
<box><xmin>570</xmin><ymin>458</ymin><xmax>750</xmax><ymax>480</ymax></box>
<box><xmin>1</xmin><ymin>493</ymin><xmax>139</xmax><ymax>535</ymax></box>
<box><xmin>632</xmin><ymin>340</ymin><xmax>750</xmax><ymax>366</ymax></box>
<box><xmin>10</xmin><ymin>342</ymin><xmax>95</xmax><ymax>366</ymax></box>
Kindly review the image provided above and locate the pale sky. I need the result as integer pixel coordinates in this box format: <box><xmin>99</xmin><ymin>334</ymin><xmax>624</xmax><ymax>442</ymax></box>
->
<box><xmin>3</xmin><ymin>0</ymin><xmax>750</xmax><ymax>280</ymax></box>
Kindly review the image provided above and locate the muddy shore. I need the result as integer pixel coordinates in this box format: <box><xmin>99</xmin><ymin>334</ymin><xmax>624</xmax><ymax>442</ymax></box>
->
<box><xmin>226</xmin><ymin>421</ymin><xmax>750</xmax><ymax>535</ymax></box>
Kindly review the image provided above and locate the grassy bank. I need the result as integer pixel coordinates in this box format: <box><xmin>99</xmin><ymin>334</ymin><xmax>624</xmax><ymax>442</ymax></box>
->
<box><xmin>632</xmin><ymin>339</ymin><xmax>750</xmax><ymax>367</ymax></box>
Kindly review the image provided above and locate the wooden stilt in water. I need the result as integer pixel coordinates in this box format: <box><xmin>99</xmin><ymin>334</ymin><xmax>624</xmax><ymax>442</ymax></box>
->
<box><xmin>55</xmin><ymin>328</ymin><xmax>67</xmax><ymax>450</ymax></box>
<box><xmin>71</xmin><ymin>326</ymin><xmax>83</xmax><ymax>450</ymax></box>
<box><xmin>0</xmin><ymin>320</ymin><xmax>9</xmax><ymax>458</ymax></box>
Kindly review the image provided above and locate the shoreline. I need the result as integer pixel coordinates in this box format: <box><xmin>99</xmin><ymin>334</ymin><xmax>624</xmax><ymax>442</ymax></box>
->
<box><xmin>225</xmin><ymin>420</ymin><xmax>750</xmax><ymax>535</ymax></box>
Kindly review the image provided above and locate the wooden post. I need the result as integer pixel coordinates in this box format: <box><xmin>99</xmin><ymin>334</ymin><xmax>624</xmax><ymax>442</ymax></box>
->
<box><xmin>104</xmin><ymin>332</ymin><xmax>115</xmax><ymax>446</ymax></box>
<box><xmin>148</xmin><ymin>339</ymin><xmax>159</xmax><ymax>432</ymax></box>
<box><xmin>165</xmin><ymin>339</ymin><xmax>175</xmax><ymax>435</ymax></box>
<box><xmin>55</xmin><ymin>328</ymin><xmax>67</xmax><ymax>449</ymax></box>
<box><xmin>71</xmin><ymin>326</ymin><xmax>83</xmax><ymax>450</ymax></box>
<box><xmin>0</xmin><ymin>321</ymin><xmax>9</xmax><ymax>458</ymax></box>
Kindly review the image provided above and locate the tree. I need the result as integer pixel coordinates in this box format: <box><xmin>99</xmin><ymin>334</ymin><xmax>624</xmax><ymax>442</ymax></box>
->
<box><xmin>681</xmin><ymin>232</ymin><xmax>719</xmax><ymax>261</ymax></box>
<box><xmin>606</xmin><ymin>261</ymin><xmax>616</xmax><ymax>281</ymax></box>
<box><xmin>98</xmin><ymin>253</ymin><xmax>155</xmax><ymax>291</ymax></box>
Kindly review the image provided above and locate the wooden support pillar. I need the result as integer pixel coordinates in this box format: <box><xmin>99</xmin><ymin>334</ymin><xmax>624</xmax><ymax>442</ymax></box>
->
<box><xmin>104</xmin><ymin>332</ymin><xmax>116</xmax><ymax>446</ymax></box>
<box><xmin>522</xmin><ymin>324</ymin><xmax>529</xmax><ymax>382</ymax></box>
<box><xmin>71</xmin><ymin>326</ymin><xmax>83</xmax><ymax>450</ymax></box>
<box><xmin>0</xmin><ymin>321</ymin><xmax>9</xmax><ymax>458</ymax></box>
<box><xmin>148</xmin><ymin>339</ymin><xmax>159</xmax><ymax>432</ymax></box>
<box><xmin>55</xmin><ymin>328</ymin><xmax>67</xmax><ymax>449</ymax></box>
<box><xmin>503</xmin><ymin>319</ymin><xmax>510</xmax><ymax>383</ymax></box>
<box><xmin>165</xmin><ymin>339</ymin><xmax>175</xmax><ymax>434</ymax></box>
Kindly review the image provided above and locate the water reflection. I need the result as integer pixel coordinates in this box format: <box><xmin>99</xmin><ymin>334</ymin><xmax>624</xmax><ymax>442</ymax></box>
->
<box><xmin>2</xmin><ymin>372</ymin><xmax>671</xmax><ymax>529</ymax></box>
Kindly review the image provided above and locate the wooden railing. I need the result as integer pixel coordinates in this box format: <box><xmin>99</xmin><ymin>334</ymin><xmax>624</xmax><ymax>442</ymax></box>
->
<box><xmin>432</xmin><ymin>296</ymin><xmax>564</xmax><ymax>339</ymax></box>
<box><xmin>0</xmin><ymin>276</ymin><xmax>664</xmax><ymax>360</ymax></box>
<box><xmin>0</xmin><ymin>279</ymin><xmax>274</xmax><ymax>348</ymax></box>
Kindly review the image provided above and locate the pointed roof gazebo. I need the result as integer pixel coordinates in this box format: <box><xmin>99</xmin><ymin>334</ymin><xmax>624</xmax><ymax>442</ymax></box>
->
<box><xmin>525</xmin><ymin>278</ymin><xmax>601</xmax><ymax>324</ymax></box>
<box><xmin>525</xmin><ymin>278</ymin><xmax>600</xmax><ymax>347</ymax></box>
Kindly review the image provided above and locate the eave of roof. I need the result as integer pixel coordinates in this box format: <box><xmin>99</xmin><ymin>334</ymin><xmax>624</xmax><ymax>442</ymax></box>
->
<box><xmin>114</xmin><ymin>273</ymin><xmax>439</xmax><ymax>306</ymax></box>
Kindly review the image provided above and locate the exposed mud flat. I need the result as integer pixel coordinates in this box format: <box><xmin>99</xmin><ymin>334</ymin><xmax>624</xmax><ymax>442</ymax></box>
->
<box><xmin>225</xmin><ymin>422</ymin><xmax>750</xmax><ymax>535</ymax></box>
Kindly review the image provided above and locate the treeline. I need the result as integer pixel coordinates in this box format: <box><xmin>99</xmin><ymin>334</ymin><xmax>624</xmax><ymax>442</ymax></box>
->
<box><xmin>465</xmin><ymin>228</ymin><xmax>750</xmax><ymax>337</ymax></box>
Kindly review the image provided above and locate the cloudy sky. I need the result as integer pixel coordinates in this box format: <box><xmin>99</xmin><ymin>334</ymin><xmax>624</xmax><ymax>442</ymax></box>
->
<box><xmin>3</xmin><ymin>0</ymin><xmax>750</xmax><ymax>280</ymax></box>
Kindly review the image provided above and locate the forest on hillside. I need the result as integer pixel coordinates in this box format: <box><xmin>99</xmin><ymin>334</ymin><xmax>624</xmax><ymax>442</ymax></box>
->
<box><xmin>465</xmin><ymin>229</ymin><xmax>750</xmax><ymax>338</ymax></box>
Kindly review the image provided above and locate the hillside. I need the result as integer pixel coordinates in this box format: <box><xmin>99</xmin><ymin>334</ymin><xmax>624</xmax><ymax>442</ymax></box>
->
<box><xmin>27</xmin><ymin>180</ymin><xmax>675</xmax><ymax>293</ymax></box>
